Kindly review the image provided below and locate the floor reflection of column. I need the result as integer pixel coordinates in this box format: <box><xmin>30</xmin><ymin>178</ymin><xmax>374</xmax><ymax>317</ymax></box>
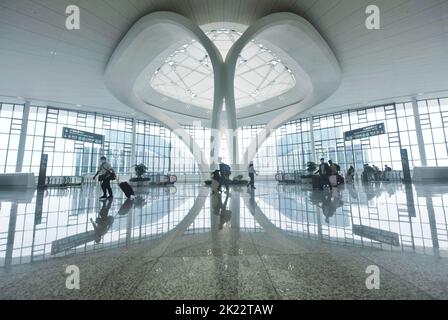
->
<box><xmin>404</xmin><ymin>183</ymin><xmax>416</xmax><ymax>252</ymax></box>
<box><xmin>126</xmin><ymin>204</ymin><xmax>133</xmax><ymax>247</ymax></box>
<box><xmin>230</xmin><ymin>189</ymin><xmax>240</xmax><ymax>255</ymax></box>
<box><xmin>5</xmin><ymin>203</ymin><xmax>18</xmax><ymax>269</ymax></box>
<box><xmin>210</xmin><ymin>191</ymin><xmax>225</xmax><ymax>297</ymax></box>
<box><xmin>315</xmin><ymin>204</ymin><xmax>323</xmax><ymax>242</ymax></box>
<box><xmin>210</xmin><ymin>190</ymin><xmax>240</xmax><ymax>298</ymax></box>
<box><xmin>241</xmin><ymin>192</ymin><xmax>304</xmax><ymax>252</ymax></box>
<box><xmin>227</xmin><ymin>189</ymin><xmax>240</xmax><ymax>297</ymax></box>
<box><xmin>147</xmin><ymin>187</ymin><xmax>209</xmax><ymax>257</ymax></box>
<box><xmin>31</xmin><ymin>190</ymin><xmax>45</xmax><ymax>263</ymax></box>
<box><xmin>425</xmin><ymin>196</ymin><xmax>440</xmax><ymax>257</ymax></box>
<box><xmin>210</xmin><ymin>193</ymin><xmax>221</xmax><ymax>256</ymax></box>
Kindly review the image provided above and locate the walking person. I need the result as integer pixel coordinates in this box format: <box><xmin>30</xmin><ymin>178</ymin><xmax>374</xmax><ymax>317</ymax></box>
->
<box><xmin>247</xmin><ymin>161</ymin><xmax>258</xmax><ymax>189</ymax></box>
<box><xmin>218</xmin><ymin>157</ymin><xmax>231</xmax><ymax>194</ymax></box>
<box><xmin>346</xmin><ymin>165</ymin><xmax>355</xmax><ymax>183</ymax></box>
<box><xmin>315</xmin><ymin>158</ymin><xmax>332</xmax><ymax>190</ymax></box>
<box><xmin>93</xmin><ymin>156</ymin><xmax>115</xmax><ymax>200</ymax></box>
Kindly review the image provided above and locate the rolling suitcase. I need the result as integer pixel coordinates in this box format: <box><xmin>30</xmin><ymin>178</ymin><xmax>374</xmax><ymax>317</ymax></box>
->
<box><xmin>119</xmin><ymin>181</ymin><xmax>135</xmax><ymax>199</ymax></box>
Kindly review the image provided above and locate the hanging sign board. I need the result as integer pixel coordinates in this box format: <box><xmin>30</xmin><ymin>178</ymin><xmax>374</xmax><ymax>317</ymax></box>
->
<box><xmin>62</xmin><ymin>127</ymin><xmax>104</xmax><ymax>144</ymax></box>
<box><xmin>344</xmin><ymin>123</ymin><xmax>385</xmax><ymax>141</ymax></box>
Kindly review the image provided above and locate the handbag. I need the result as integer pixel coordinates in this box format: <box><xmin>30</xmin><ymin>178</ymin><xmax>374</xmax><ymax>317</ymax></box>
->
<box><xmin>99</xmin><ymin>164</ymin><xmax>116</xmax><ymax>181</ymax></box>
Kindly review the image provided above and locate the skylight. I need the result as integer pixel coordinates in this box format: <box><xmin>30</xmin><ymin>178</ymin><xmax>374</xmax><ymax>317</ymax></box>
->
<box><xmin>150</xmin><ymin>29</ymin><xmax>296</xmax><ymax>109</ymax></box>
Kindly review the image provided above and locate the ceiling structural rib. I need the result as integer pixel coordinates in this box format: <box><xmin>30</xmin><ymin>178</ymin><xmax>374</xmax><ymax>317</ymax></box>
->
<box><xmin>104</xmin><ymin>11</ymin><xmax>225</xmax><ymax>178</ymax></box>
<box><xmin>224</xmin><ymin>12</ymin><xmax>341</xmax><ymax>167</ymax></box>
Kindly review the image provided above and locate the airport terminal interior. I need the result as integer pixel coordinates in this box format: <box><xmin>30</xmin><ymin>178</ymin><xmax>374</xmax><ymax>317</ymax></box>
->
<box><xmin>0</xmin><ymin>0</ymin><xmax>448</xmax><ymax>300</ymax></box>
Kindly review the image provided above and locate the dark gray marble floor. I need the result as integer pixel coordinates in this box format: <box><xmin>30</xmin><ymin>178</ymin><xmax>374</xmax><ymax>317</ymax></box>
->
<box><xmin>0</xmin><ymin>181</ymin><xmax>447</xmax><ymax>299</ymax></box>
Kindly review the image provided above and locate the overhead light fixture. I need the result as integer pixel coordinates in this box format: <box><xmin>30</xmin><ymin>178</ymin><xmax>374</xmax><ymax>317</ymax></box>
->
<box><xmin>250</xmin><ymin>90</ymin><xmax>259</xmax><ymax>98</ymax></box>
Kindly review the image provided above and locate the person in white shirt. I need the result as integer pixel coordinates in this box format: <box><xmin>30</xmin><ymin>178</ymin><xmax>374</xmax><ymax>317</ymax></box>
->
<box><xmin>247</xmin><ymin>161</ymin><xmax>258</xmax><ymax>189</ymax></box>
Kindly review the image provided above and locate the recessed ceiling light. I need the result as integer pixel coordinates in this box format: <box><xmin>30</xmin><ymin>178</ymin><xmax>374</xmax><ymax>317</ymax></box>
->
<box><xmin>76</xmin><ymin>104</ymin><xmax>82</xmax><ymax>107</ymax></box>
<box><xmin>17</xmin><ymin>96</ymin><xmax>24</xmax><ymax>100</ymax></box>
<box><xmin>418</xmin><ymin>92</ymin><xmax>424</xmax><ymax>96</ymax></box>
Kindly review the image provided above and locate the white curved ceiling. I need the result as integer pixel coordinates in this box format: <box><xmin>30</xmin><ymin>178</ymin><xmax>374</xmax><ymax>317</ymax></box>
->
<box><xmin>150</xmin><ymin>29</ymin><xmax>296</xmax><ymax>110</ymax></box>
<box><xmin>0</xmin><ymin>0</ymin><xmax>447</xmax><ymax>124</ymax></box>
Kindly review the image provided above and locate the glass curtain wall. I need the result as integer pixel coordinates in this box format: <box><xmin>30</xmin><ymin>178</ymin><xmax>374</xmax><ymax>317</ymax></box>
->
<box><xmin>417</xmin><ymin>98</ymin><xmax>448</xmax><ymax>166</ymax></box>
<box><xmin>19</xmin><ymin>106</ymin><xmax>202</xmax><ymax>177</ymax></box>
<box><xmin>0</xmin><ymin>103</ymin><xmax>24</xmax><ymax>173</ymax></box>
<box><xmin>249</xmin><ymin>102</ymin><xmax>425</xmax><ymax>176</ymax></box>
<box><xmin>0</xmin><ymin>97</ymin><xmax>447</xmax><ymax>177</ymax></box>
<box><xmin>38</xmin><ymin>107</ymin><xmax>133</xmax><ymax>177</ymax></box>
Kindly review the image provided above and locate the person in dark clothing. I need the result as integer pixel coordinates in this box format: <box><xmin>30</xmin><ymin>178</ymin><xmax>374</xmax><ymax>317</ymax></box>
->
<box><xmin>315</xmin><ymin>158</ymin><xmax>332</xmax><ymax>190</ymax></box>
<box><xmin>347</xmin><ymin>165</ymin><xmax>355</xmax><ymax>183</ymax></box>
<box><xmin>218</xmin><ymin>157</ymin><xmax>231</xmax><ymax>194</ymax></box>
<box><xmin>247</xmin><ymin>161</ymin><xmax>258</xmax><ymax>189</ymax></box>
<box><xmin>362</xmin><ymin>164</ymin><xmax>375</xmax><ymax>183</ymax></box>
<box><xmin>93</xmin><ymin>156</ymin><xmax>115</xmax><ymax>200</ymax></box>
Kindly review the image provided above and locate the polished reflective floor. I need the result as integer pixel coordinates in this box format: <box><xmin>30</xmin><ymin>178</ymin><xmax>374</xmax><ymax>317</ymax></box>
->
<box><xmin>1</xmin><ymin>181</ymin><xmax>448</xmax><ymax>299</ymax></box>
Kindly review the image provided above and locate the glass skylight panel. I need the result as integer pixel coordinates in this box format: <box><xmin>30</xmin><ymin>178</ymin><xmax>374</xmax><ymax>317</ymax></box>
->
<box><xmin>150</xmin><ymin>29</ymin><xmax>296</xmax><ymax>110</ymax></box>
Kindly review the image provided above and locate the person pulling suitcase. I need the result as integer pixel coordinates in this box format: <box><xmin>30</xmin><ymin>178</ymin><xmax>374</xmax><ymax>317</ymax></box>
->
<box><xmin>93</xmin><ymin>156</ymin><xmax>116</xmax><ymax>200</ymax></box>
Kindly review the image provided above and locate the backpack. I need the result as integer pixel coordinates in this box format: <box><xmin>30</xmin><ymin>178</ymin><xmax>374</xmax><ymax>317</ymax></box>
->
<box><xmin>221</xmin><ymin>163</ymin><xmax>231</xmax><ymax>175</ymax></box>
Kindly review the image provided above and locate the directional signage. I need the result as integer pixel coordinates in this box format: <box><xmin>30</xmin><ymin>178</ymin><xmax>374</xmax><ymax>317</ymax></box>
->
<box><xmin>344</xmin><ymin>123</ymin><xmax>385</xmax><ymax>141</ymax></box>
<box><xmin>51</xmin><ymin>231</ymin><xmax>97</xmax><ymax>255</ymax></box>
<box><xmin>62</xmin><ymin>127</ymin><xmax>104</xmax><ymax>144</ymax></box>
<box><xmin>352</xmin><ymin>224</ymin><xmax>400</xmax><ymax>246</ymax></box>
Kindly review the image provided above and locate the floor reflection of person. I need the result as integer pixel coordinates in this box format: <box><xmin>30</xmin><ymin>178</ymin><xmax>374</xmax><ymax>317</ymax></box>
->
<box><xmin>310</xmin><ymin>189</ymin><xmax>343</xmax><ymax>224</ymax></box>
<box><xmin>211</xmin><ymin>191</ymin><xmax>232</xmax><ymax>230</ymax></box>
<box><xmin>211</xmin><ymin>169</ymin><xmax>221</xmax><ymax>195</ymax></box>
<box><xmin>248</xmin><ymin>187</ymin><xmax>256</xmax><ymax>211</ymax></box>
<box><xmin>219</xmin><ymin>193</ymin><xmax>232</xmax><ymax>230</ymax></box>
<box><xmin>211</xmin><ymin>190</ymin><xmax>223</xmax><ymax>216</ymax></box>
<box><xmin>347</xmin><ymin>183</ymin><xmax>358</xmax><ymax>200</ymax></box>
<box><xmin>346</xmin><ymin>165</ymin><xmax>355</xmax><ymax>184</ymax></box>
<box><xmin>90</xmin><ymin>198</ymin><xmax>114</xmax><ymax>243</ymax></box>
